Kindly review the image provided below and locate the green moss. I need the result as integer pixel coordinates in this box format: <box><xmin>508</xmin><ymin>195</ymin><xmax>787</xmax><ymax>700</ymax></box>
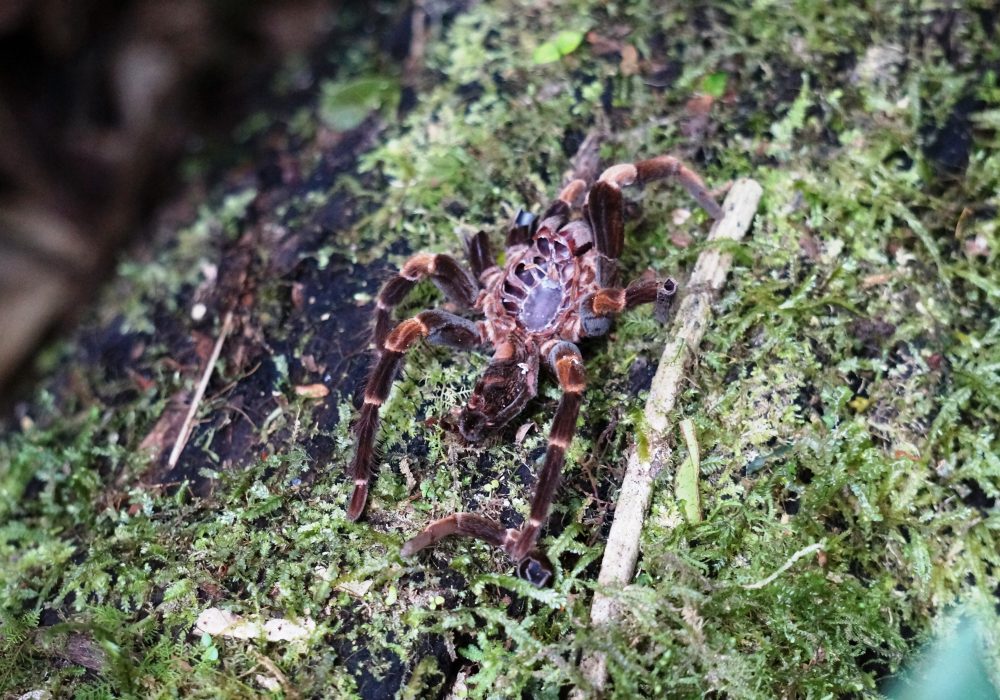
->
<box><xmin>2</xmin><ymin>0</ymin><xmax>1000</xmax><ymax>697</ymax></box>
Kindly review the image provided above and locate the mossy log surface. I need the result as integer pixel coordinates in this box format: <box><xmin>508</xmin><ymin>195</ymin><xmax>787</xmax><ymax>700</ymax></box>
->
<box><xmin>2</xmin><ymin>2</ymin><xmax>999</xmax><ymax>698</ymax></box>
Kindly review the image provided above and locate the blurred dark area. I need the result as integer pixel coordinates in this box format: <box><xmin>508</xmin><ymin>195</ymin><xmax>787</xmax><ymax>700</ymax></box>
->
<box><xmin>0</xmin><ymin>0</ymin><xmax>347</xmax><ymax>400</ymax></box>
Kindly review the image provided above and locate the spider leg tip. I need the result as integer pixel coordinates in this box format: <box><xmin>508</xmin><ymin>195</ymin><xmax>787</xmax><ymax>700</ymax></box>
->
<box><xmin>346</xmin><ymin>486</ymin><xmax>368</xmax><ymax>522</ymax></box>
<box><xmin>516</xmin><ymin>551</ymin><xmax>555</xmax><ymax>588</ymax></box>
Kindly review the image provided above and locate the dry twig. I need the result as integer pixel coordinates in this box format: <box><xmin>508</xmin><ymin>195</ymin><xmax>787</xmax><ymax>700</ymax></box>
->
<box><xmin>166</xmin><ymin>310</ymin><xmax>234</xmax><ymax>470</ymax></box>
<box><xmin>576</xmin><ymin>178</ymin><xmax>763</xmax><ymax>695</ymax></box>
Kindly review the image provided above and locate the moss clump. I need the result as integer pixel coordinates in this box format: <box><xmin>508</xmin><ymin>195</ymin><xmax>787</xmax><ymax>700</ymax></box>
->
<box><xmin>2</xmin><ymin>0</ymin><xmax>999</xmax><ymax>697</ymax></box>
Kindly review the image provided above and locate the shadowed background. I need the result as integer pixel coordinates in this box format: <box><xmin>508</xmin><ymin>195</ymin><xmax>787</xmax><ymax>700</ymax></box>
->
<box><xmin>0</xmin><ymin>0</ymin><xmax>351</xmax><ymax>401</ymax></box>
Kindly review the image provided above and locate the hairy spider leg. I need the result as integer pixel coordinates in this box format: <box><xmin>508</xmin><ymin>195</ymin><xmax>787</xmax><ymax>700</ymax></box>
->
<box><xmin>536</xmin><ymin>178</ymin><xmax>587</xmax><ymax>232</ymax></box>
<box><xmin>401</xmin><ymin>512</ymin><xmax>514</xmax><ymax>555</ymax></box>
<box><xmin>347</xmin><ymin>309</ymin><xmax>484</xmax><ymax>521</ymax></box>
<box><xmin>586</xmin><ymin>154</ymin><xmax>723</xmax><ymax>286</ymax></box>
<box><xmin>400</xmin><ymin>511</ymin><xmax>556</xmax><ymax>587</ymax></box>
<box><xmin>465</xmin><ymin>230</ymin><xmax>496</xmax><ymax>282</ymax></box>
<box><xmin>578</xmin><ymin>276</ymin><xmax>679</xmax><ymax>338</ymax></box>
<box><xmin>508</xmin><ymin>341</ymin><xmax>586</xmax><ymax>565</ymax></box>
<box><xmin>600</xmin><ymin>155</ymin><xmax>724</xmax><ymax>220</ymax></box>
<box><xmin>372</xmin><ymin>253</ymin><xmax>478</xmax><ymax>349</ymax></box>
<box><xmin>543</xmin><ymin>178</ymin><xmax>587</xmax><ymax>218</ymax></box>
<box><xmin>400</xmin><ymin>341</ymin><xmax>583</xmax><ymax>587</ymax></box>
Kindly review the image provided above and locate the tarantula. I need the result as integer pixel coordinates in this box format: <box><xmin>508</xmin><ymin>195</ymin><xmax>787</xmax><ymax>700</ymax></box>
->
<box><xmin>346</xmin><ymin>155</ymin><xmax>723</xmax><ymax>586</ymax></box>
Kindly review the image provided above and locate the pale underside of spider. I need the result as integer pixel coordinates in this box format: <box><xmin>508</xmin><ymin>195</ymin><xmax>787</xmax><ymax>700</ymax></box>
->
<box><xmin>346</xmin><ymin>154</ymin><xmax>722</xmax><ymax>586</ymax></box>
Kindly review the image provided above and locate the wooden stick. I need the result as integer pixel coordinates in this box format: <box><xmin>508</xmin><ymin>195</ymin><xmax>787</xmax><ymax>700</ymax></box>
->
<box><xmin>166</xmin><ymin>310</ymin><xmax>234</xmax><ymax>470</ymax></box>
<box><xmin>576</xmin><ymin>178</ymin><xmax>763</xmax><ymax>695</ymax></box>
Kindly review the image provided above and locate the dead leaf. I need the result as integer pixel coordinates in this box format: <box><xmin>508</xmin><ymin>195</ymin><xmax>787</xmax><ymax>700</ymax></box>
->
<box><xmin>294</xmin><ymin>383</ymin><xmax>329</xmax><ymax>398</ymax></box>
<box><xmin>586</xmin><ymin>31</ymin><xmax>622</xmax><ymax>56</ymax></box>
<box><xmin>670</xmin><ymin>230</ymin><xmax>693</xmax><ymax>248</ymax></box>
<box><xmin>682</xmin><ymin>94</ymin><xmax>714</xmax><ymax>140</ymax></box>
<box><xmin>620</xmin><ymin>44</ymin><xmax>639</xmax><ymax>76</ymax></box>
<box><xmin>127</xmin><ymin>367</ymin><xmax>156</xmax><ymax>392</ymax></box>
<box><xmin>191</xmin><ymin>330</ymin><xmax>215</xmax><ymax>364</ymax></box>
<box><xmin>671</xmin><ymin>208</ymin><xmax>692</xmax><ymax>226</ymax></box>
<box><xmin>798</xmin><ymin>234</ymin><xmax>822</xmax><ymax>261</ymax></box>
<box><xmin>194</xmin><ymin>607</ymin><xmax>315</xmax><ymax>641</ymax></box>
<box><xmin>15</xmin><ymin>691</ymin><xmax>52</xmax><ymax>700</ymax></box>
<box><xmin>964</xmin><ymin>233</ymin><xmax>990</xmax><ymax>258</ymax></box>
<box><xmin>137</xmin><ymin>390</ymin><xmax>191</xmax><ymax>472</ymax></box>
<box><xmin>685</xmin><ymin>93</ymin><xmax>714</xmax><ymax>117</ymax></box>
<box><xmin>300</xmin><ymin>353</ymin><xmax>322</xmax><ymax>374</ymax></box>
<box><xmin>514</xmin><ymin>421</ymin><xmax>535</xmax><ymax>445</ymax></box>
<box><xmin>861</xmin><ymin>272</ymin><xmax>894</xmax><ymax>288</ymax></box>
<box><xmin>336</xmin><ymin>579</ymin><xmax>373</xmax><ymax>598</ymax></box>
<box><xmin>291</xmin><ymin>282</ymin><xmax>306</xmax><ymax>310</ymax></box>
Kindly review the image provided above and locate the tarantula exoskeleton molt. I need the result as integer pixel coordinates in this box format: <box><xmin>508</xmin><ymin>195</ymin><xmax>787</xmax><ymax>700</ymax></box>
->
<box><xmin>346</xmin><ymin>155</ymin><xmax>723</xmax><ymax>586</ymax></box>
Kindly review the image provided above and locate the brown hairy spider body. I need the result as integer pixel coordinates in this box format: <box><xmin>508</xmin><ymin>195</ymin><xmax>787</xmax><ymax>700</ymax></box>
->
<box><xmin>346</xmin><ymin>155</ymin><xmax>723</xmax><ymax>586</ymax></box>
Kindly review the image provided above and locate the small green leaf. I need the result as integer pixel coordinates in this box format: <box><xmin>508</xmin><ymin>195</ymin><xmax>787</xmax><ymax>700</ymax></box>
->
<box><xmin>532</xmin><ymin>42</ymin><xmax>562</xmax><ymax>65</ymax></box>
<box><xmin>675</xmin><ymin>419</ymin><xmax>702</xmax><ymax>523</ymax></box>
<box><xmin>532</xmin><ymin>30</ymin><xmax>585</xmax><ymax>64</ymax></box>
<box><xmin>701</xmin><ymin>71</ymin><xmax>728</xmax><ymax>98</ymax></box>
<box><xmin>553</xmin><ymin>30</ymin><xmax>584</xmax><ymax>56</ymax></box>
<box><xmin>319</xmin><ymin>77</ymin><xmax>401</xmax><ymax>131</ymax></box>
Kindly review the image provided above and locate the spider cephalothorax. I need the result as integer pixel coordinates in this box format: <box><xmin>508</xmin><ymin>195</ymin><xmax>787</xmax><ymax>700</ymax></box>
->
<box><xmin>346</xmin><ymin>155</ymin><xmax>723</xmax><ymax>586</ymax></box>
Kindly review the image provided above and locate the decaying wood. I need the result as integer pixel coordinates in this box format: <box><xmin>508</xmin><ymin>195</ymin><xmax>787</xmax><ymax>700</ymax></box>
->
<box><xmin>577</xmin><ymin>178</ymin><xmax>763</xmax><ymax>695</ymax></box>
